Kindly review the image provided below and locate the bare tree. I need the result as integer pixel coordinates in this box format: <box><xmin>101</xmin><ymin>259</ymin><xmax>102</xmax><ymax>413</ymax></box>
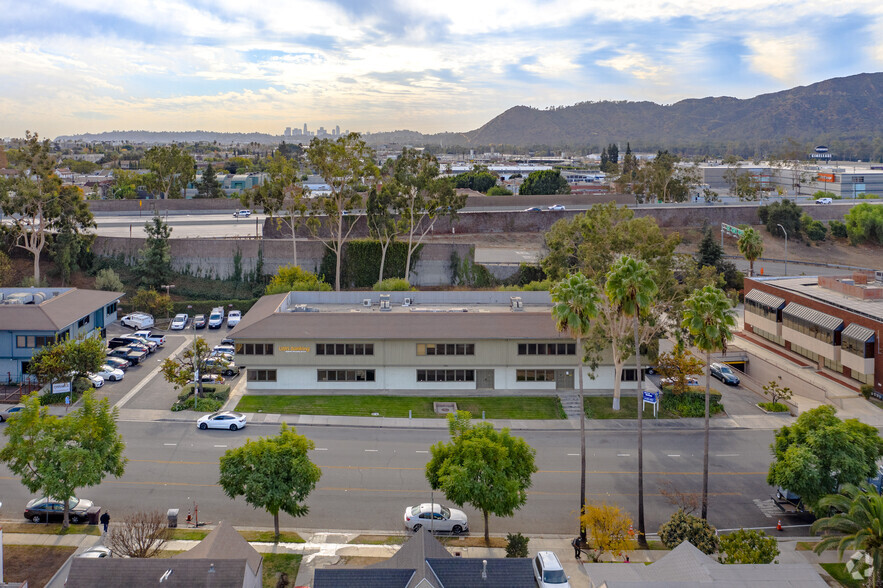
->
<box><xmin>108</xmin><ymin>510</ymin><xmax>172</xmax><ymax>558</ymax></box>
<box><xmin>658</xmin><ymin>479</ymin><xmax>700</xmax><ymax>515</ymax></box>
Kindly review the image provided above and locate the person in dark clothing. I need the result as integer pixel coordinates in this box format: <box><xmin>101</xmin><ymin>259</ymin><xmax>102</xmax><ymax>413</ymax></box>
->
<box><xmin>572</xmin><ymin>536</ymin><xmax>582</xmax><ymax>559</ymax></box>
<box><xmin>100</xmin><ymin>511</ymin><xmax>110</xmax><ymax>534</ymax></box>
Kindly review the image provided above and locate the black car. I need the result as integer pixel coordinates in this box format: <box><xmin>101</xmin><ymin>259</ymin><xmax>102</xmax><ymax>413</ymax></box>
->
<box><xmin>25</xmin><ymin>496</ymin><xmax>96</xmax><ymax>524</ymax></box>
<box><xmin>107</xmin><ymin>346</ymin><xmax>146</xmax><ymax>365</ymax></box>
<box><xmin>193</xmin><ymin>314</ymin><xmax>207</xmax><ymax>329</ymax></box>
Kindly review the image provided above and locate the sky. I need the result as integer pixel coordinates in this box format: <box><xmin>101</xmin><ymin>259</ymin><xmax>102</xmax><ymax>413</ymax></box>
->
<box><xmin>3</xmin><ymin>0</ymin><xmax>883</xmax><ymax>139</ymax></box>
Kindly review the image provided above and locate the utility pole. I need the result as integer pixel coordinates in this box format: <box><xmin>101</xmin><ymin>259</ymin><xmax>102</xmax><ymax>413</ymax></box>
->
<box><xmin>161</xmin><ymin>284</ymin><xmax>175</xmax><ymax>321</ymax></box>
<box><xmin>777</xmin><ymin>224</ymin><xmax>788</xmax><ymax>276</ymax></box>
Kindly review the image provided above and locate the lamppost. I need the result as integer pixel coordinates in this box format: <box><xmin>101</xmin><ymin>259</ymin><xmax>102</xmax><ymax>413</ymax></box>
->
<box><xmin>777</xmin><ymin>224</ymin><xmax>788</xmax><ymax>277</ymax></box>
<box><xmin>161</xmin><ymin>284</ymin><xmax>175</xmax><ymax>321</ymax></box>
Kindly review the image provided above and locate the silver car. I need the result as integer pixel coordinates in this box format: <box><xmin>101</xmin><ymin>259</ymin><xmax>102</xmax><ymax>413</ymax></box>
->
<box><xmin>403</xmin><ymin>503</ymin><xmax>468</xmax><ymax>534</ymax></box>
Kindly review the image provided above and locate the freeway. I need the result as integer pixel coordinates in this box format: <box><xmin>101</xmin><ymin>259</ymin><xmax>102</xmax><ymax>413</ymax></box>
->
<box><xmin>0</xmin><ymin>419</ymin><xmax>780</xmax><ymax>535</ymax></box>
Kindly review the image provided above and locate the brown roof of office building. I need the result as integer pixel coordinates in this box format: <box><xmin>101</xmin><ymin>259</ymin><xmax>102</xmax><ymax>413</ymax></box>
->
<box><xmin>0</xmin><ymin>288</ymin><xmax>123</xmax><ymax>331</ymax></box>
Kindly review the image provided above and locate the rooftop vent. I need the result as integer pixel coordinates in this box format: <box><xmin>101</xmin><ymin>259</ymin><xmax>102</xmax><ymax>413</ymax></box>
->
<box><xmin>291</xmin><ymin>304</ymin><xmax>318</xmax><ymax>312</ymax></box>
<box><xmin>510</xmin><ymin>296</ymin><xmax>523</xmax><ymax>311</ymax></box>
<box><xmin>362</xmin><ymin>298</ymin><xmax>371</xmax><ymax>307</ymax></box>
<box><xmin>379</xmin><ymin>294</ymin><xmax>391</xmax><ymax>312</ymax></box>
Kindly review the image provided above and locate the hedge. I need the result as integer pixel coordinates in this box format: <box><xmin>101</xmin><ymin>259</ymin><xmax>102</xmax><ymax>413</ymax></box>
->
<box><xmin>320</xmin><ymin>240</ymin><xmax>422</xmax><ymax>289</ymax></box>
<box><xmin>661</xmin><ymin>390</ymin><xmax>723</xmax><ymax>418</ymax></box>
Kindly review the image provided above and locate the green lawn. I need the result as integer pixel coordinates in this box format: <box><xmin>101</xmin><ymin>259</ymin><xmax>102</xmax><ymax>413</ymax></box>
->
<box><xmin>235</xmin><ymin>395</ymin><xmax>566</xmax><ymax>420</ymax></box>
<box><xmin>263</xmin><ymin>553</ymin><xmax>301</xmax><ymax>587</ymax></box>
<box><xmin>820</xmin><ymin>562</ymin><xmax>864</xmax><ymax>588</ymax></box>
<box><xmin>584</xmin><ymin>396</ymin><xmax>678</xmax><ymax>419</ymax></box>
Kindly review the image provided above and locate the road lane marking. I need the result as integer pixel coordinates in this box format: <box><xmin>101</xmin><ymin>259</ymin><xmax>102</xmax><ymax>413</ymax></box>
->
<box><xmin>415</xmin><ymin>450</ymin><xmax>429</xmax><ymax>454</ymax></box>
<box><xmin>314</xmin><ymin>448</ymin><xmax>328</xmax><ymax>451</ymax></box>
<box><xmin>618</xmin><ymin>453</ymin><xmax>630</xmax><ymax>457</ymax></box>
<box><xmin>667</xmin><ymin>454</ymin><xmax>681</xmax><ymax>457</ymax></box>
<box><xmin>214</xmin><ymin>445</ymin><xmax>228</xmax><ymax>448</ymax></box>
<box><xmin>163</xmin><ymin>443</ymin><xmax>177</xmax><ymax>446</ymax></box>
<box><xmin>567</xmin><ymin>453</ymin><xmax>580</xmax><ymax>456</ymax></box>
<box><xmin>365</xmin><ymin>449</ymin><xmax>379</xmax><ymax>452</ymax></box>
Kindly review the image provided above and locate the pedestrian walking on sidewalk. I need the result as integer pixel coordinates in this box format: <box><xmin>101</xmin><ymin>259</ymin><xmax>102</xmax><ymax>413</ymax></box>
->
<box><xmin>100</xmin><ymin>511</ymin><xmax>110</xmax><ymax>534</ymax></box>
<box><xmin>572</xmin><ymin>536</ymin><xmax>582</xmax><ymax>559</ymax></box>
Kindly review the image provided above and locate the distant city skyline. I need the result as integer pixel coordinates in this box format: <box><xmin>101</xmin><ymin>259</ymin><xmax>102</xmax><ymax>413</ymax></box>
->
<box><xmin>3</xmin><ymin>0</ymin><xmax>883</xmax><ymax>139</ymax></box>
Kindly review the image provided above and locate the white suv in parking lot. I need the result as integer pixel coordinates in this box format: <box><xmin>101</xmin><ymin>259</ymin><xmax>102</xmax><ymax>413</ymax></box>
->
<box><xmin>533</xmin><ymin>551</ymin><xmax>571</xmax><ymax>587</ymax></box>
<box><xmin>208</xmin><ymin>307</ymin><xmax>225</xmax><ymax>329</ymax></box>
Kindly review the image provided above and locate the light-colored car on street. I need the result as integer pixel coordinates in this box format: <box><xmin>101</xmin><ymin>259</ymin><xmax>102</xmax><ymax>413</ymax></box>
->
<box><xmin>197</xmin><ymin>411</ymin><xmax>246</xmax><ymax>431</ymax></box>
<box><xmin>226</xmin><ymin>310</ymin><xmax>242</xmax><ymax>328</ymax></box>
<box><xmin>0</xmin><ymin>404</ymin><xmax>26</xmax><ymax>422</ymax></box>
<box><xmin>233</xmin><ymin>209</ymin><xmax>252</xmax><ymax>218</ymax></box>
<box><xmin>403</xmin><ymin>503</ymin><xmax>468</xmax><ymax>534</ymax></box>
<box><xmin>533</xmin><ymin>551</ymin><xmax>571</xmax><ymax>587</ymax></box>
<box><xmin>548</xmin><ymin>204</ymin><xmax>566</xmax><ymax>211</ymax></box>
<box><xmin>170</xmin><ymin>313</ymin><xmax>189</xmax><ymax>330</ymax></box>
<box><xmin>816</xmin><ymin>197</ymin><xmax>833</xmax><ymax>204</ymax></box>
<box><xmin>96</xmin><ymin>365</ymin><xmax>125</xmax><ymax>382</ymax></box>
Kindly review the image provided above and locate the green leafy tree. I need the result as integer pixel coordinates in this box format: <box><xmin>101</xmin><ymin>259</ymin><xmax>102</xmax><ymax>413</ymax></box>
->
<box><xmin>160</xmin><ymin>337</ymin><xmax>213</xmax><ymax>405</ymax></box>
<box><xmin>768</xmin><ymin>406</ymin><xmax>883</xmax><ymax>511</ymax></box>
<box><xmin>426</xmin><ymin>411</ymin><xmax>537</xmax><ymax>543</ymax></box>
<box><xmin>844</xmin><ymin>203</ymin><xmax>883</xmax><ymax>245</ymax></box>
<box><xmin>305</xmin><ymin>133</ymin><xmax>379</xmax><ymax>291</ymax></box>
<box><xmin>632</xmin><ymin>151</ymin><xmax>699</xmax><ymax>203</ymax></box>
<box><xmin>95</xmin><ymin>268</ymin><xmax>125</xmax><ymax>291</ymax></box>
<box><xmin>265</xmin><ymin>265</ymin><xmax>331</xmax><ymax>294</ymax></box>
<box><xmin>0</xmin><ymin>250</ymin><xmax>11</xmax><ymax>286</ymax></box>
<box><xmin>551</xmin><ymin>272</ymin><xmax>601</xmax><ymax>539</ymax></box>
<box><xmin>137</xmin><ymin>212</ymin><xmax>172</xmax><ymax>289</ymax></box>
<box><xmin>758</xmin><ymin>199</ymin><xmax>803</xmax><ymax>240</ymax></box>
<box><xmin>519</xmin><ymin>169</ymin><xmax>570</xmax><ymax>195</ymax></box>
<box><xmin>655</xmin><ymin>346</ymin><xmax>705</xmax><ymax>396</ymax></box>
<box><xmin>486</xmin><ymin>185</ymin><xmax>513</xmax><ymax>195</ymax></box>
<box><xmin>452</xmin><ymin>166</ymin><xmax>498</xmax><ymax>193</ymax></box>
<box><xmin>196</xmin><ymin>164</ymin><xmax>224</xmax><ymax>198</ymax></box>
<box><xmin>218</xmin><ymin>424</ymin><xmax>322</xmax><ymax>540</ymax></box>
<box><xmin>737</xmin><ymin>227</ymin><xmax>764</xmax><ymax>277</ymax></box>
<box><xmin>682</xmin><ymin>285</ymin><xmax>736</xmax><ymax>521</ymax></box>
<box><xmin>111</xmin><ymin>169</ymin><xmax>141</xmax><ymax>199</ymax></box>
<box><xmin>131</xmin><ymin>288</ymin><xmax>173</xmax><ymax>319</ymax></box>
<box><xmin>762</xmin><ymin>381</ymin><xmax>793</xmax><ymax>406</ymax></box>
<box><xmin>801</xmin><ymin>213</ymin><xmax>828</xmax><ymax>241</ymax></box>
<box><xmin>28</xmin><ymin>338</ymin><xmax>106</xmax><ymax>387</ymax></box>
<box><xmin>658</xmin><ymin>509</ymin><xmax>718</xmax><ymax>554</ymax></box>
<box><xmin>605</xmin><ymin>255</ymin><xmax>658</xmax><ymax>547</ymax></box>
<box><xmin>51</xmin><ymin>219</ymin><xmax>93</xmax><ymax>286</ymax></box>
<box><xmin>0</xmin><ymin>132</ymin><xmax>95</xmax><ymax>284</ymax></box>
<box><xmin>811</xmin><ymin>484</ymin><xmax>883</xmax><ymax>586</ymax></box>
<box><xmin>143</xmin><ymin>145</ymin><xmax>195</xmax><ymax>199</ymax></box>
<box><xmin>718</xmin><ymin>529</ymin><xmax>779</xmax><ymax>564</ymax></box>
<box><xmin>0</xmin><ymin>391</ymin><xmax>126</xmax><ymax>529</ymax></box>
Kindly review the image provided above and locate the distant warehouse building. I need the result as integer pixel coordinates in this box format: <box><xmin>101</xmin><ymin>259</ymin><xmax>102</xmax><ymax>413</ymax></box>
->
<box><xmin>743</xmin><ymin>273</ymin><xmax>883</xmax><ymax>394</ymax></box>
<box><xmin>229</xmin><ymin>291</ymin><xmax>641</xmax><ymax>393</ymax></box>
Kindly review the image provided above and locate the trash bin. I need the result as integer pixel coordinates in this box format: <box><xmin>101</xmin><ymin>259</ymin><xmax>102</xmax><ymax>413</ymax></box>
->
<box><xmin>167</xmin><ymin>508</ymin><xmax>179</xmax><ymax>528</ymax></box>
<box><xmin>86</xmin><ymin>506</ymin><xmax>101</xmax><ymax>525</ymax></box>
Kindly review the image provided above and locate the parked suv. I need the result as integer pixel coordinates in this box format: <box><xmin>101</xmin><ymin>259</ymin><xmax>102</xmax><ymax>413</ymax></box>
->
<box><xmin>533</xmin><ymin>551</ymin><xmax>571</xmax><ymax>587</ymax></box>
<box><xmin>107</xmin><ymin>346</ymin><xmax>146</xmax><ymax>365</ymax></box>
<box><xmin>710</xmin><ymin>362</ymin><xmax>740</xmax><ymax>385</ymax></box>
<box><xmin>208</xmin><ymin>307</ymin><xmax>225</xmax><ymax>329</ymax></box>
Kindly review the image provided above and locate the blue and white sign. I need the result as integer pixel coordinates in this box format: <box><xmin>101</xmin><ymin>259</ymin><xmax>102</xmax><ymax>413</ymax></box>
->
<box><xmin>642</xmin><ymin>391</ymin><xmax>658</xmax><ymax>404</ymax></box>
<box><xmin>52</xmin><ymin>381</ymin><xmax>72</xmax><ymax>394</ymax></box>
<box><xmin>642</xmin><ymin>391</ymin><xmax>659</xmax><ymax>418</ymax></box>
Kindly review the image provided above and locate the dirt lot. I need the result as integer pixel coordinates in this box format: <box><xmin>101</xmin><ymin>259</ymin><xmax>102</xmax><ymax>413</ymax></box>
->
<box><xmin>2</xmin><ymin>545</ymin><xmax>77</xmax><ymax>587</ymax></box>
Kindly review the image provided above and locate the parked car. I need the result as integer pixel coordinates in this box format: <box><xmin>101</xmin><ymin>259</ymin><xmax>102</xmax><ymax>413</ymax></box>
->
<box><xmin>213</xmin><ymin>344</ymin><xmax>235</xmax><ymax>356</ymax></box>
<box><xmin>208</xmin><ymin>307</ymin><xmax>225</xmax><ymax>329</ymax></box>
<box><xmin>108</xmin><ymin>339</ymin><xmax>151</xmax><ymax>355</ymax></box>
<box><xmin>107</xmin><ymin>346</ymin><xmax>147</xmax><ymax>365</ymax></box>
<box><xmin>523</xmin><ymin>207</ymin><xmax>542</xmax><ymax>212</ymax></box>
<box><xmin>533</xmin><ymin>551</ymin><xmax>571</xmax><ymax>588</ymax></box>
<box><xmin>103</xmin><ymin>356</ymin><xmax>130</xmax><ymax>371</ymax></box>
<box><xmin>78</xmin><ymin>545</ymin><xmax>113</xmax><ymax>558</ymax></box>
<box><xmin>403</xmin><ymin>503</ymin><xmax>468</xmax><ymax>534</ymax></box>
<box><xmin>816</xmin><ymin>197</ymin><xmax>833</xmax><ymax>204</ymax></box>
<box><xmin>119</xmin><ymin>334</ymin><xmax>157</xmax><ymax>352</ymax></box>
<box><xmin>0</xmin><ymin>404</ymin><xmax>25</xmax><ymax>422</ymax></box>
<box><xmin>205</xmin><ymin>357</ymin><xmax>239</xmax><ymax>376</ymax></box>
<box><xmin>660</xmin><ymin>376</ymin><xmax>700</xmax><ymax>386</ymax></box>
<box><xmin>233</xmin><ymin>209</ymin><xmax>252</xmax><ymax>218</ymax></box>
<box><xmin>86</xmin><ymin>373</ymin><xmax>104</xmax><ymax>388</ymax></box>
<box><xmin>119</xmin><ymin>313</ymin><xmax>155</xmax><ymax>329</ymax></box>
<box><xmin>170</xmin><ymin>313</ymin><xmax>189</xmax><ymax>330</ymax></box>
<box><xmin>133</xmin><ymin>330</ymin><xmax>166</xmax><ymax>347</ymax></box>
<box><xmin>226</xmin><ymin>310</ymin><xmax>242</xmax><ymax>328</ymax></box>
<box><xmin>189</xmin><ymin>373</ymin><xmax>225</xmax><ymax>385</ymax></box>
<box><xmin>710</xmin><ymin>362</ymin><xmax>740</xmax><ymax>385</ymax></box>
<box><xmin>24</xmin><ymin>496</ymin><xmax>96</xmax><ymax>524</ymax></box>
<box><xmin>197</xmin><ymin>411</ymin><xmax>246</xmax><ymax>431</ymax></box>
<box><xmin>220</xmin><ymin>337</ymin><xmax>235</xmax><ymax>346</ymax></box>
<box><xmin>548</xmin><ymin>204</ymin><xmax>566</xmax><ymax>211</ymax></box>
<box><xmin>193</xmin><ymin>314</ymin><xmax>207</xmax><ymax>329</ymax></box>
<box><xmin>96</xmin><ymin>365</ymin><xmax>125</xmax><ymax>382</ymax></box>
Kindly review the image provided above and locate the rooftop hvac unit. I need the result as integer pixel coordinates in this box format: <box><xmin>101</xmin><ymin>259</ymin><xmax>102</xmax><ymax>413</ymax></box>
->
<box><xmin>379</xmin><ymin>294</ymin><xmax>391</xmax><ymax>311</ymax></box>
<box><xmin>362</xmin><ymin>298</ymin><xmax>372</xmax><ymax>307</ymax></box>
<box><xmin>876</xmin><ymin>270</ymin><xmax>883</xmax><ymax>283</ymax></box>
<box><xmin>6</xmin><ymin>292</ymin><xmax>34</xmax><ymax>305</ymax></box>
<box><xmin>510</xmin><ymin>296</ymin><xmax>523</xmax><ymax>311</ymax></box>
<box><xmin>402</xmin><ymin>298</ymin><xmax>412</xmax><ymax>307</ymax></box>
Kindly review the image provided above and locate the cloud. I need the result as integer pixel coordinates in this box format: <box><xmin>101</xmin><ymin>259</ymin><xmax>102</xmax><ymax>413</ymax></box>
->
<box><xmin>743</xmin><ymin>34</ymin><xmax>808</xmax><ymax>83</ymax></box>
<box><xmin>596</xmin><ymin>50</ymin><xmax>672</xmax><ymax>82</ymax></box>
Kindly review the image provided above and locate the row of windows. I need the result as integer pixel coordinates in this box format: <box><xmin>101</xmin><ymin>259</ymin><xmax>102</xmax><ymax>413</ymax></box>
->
<box><xmin>842</xmin><ymin>336</ymin><xmax>875</xmax><ymax>359</ymax></box>
<box><xmin>16</xmin><ymin>335</ymin><xmax>55</xmax><ymax>349</ymax></box>
<box><xmin>417</xmin><ymin>343</ymin><xmax>475</xmax><ymax>356</ymax></box>
<box><xmin>745</xmin><ymin>299</ymin><xmax>780</xmax><ymax>323</ymax></box>
<box><xmin>247</xmin><ymin>369</ymin><xmax>277</xmax><ymax>382</ymax></box>
<box><xmin>106</xmin><ymin>302</ymin><xmax>117</xmax><ymax>316</ymax></box>
<box><xmin>417</xmin><ymin>369</ymin><xmax>475</xmax><ymax>382</ymax></box>
<box><xmin>317</xmin><ymin>343</ymin><xmax>374</xmax><ymax>356</ymax></box>
<box><xmin>790</xmin><ymin>342</ymin><xmax>843</xmax><ymax>374</ymax></box>
<box><xmin>236</xmin><ymin>343</ymin><xmax>274</xmax><ymax>356</ymax></box>
<box><xmin>318</xmin><ymin>369</ymin><xmax>376</xmax><ymax>382</ymax></box>
<box><xmin>518</xmin><ymin>343</ymin><xmax>576</xmax><ymax>356</ymax></box>
<box><xmin>783</xmin><ymin>314</ymin><xmax>841</xmax><ymax>346</ymax></box>
<box><xmin>77</xmin><ymin>315</ymin><xmax>91</xmax><ymax>328</ymax></box>
<box><xmin>516</xmin><ymin>369</ymin><xmax>555</xmax><ymax>382</ymax></box>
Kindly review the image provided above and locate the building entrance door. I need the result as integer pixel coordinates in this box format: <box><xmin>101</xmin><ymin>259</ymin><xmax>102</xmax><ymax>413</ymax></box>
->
<box><xmin>476</xmin><ymin>370</ymin><xmax>495</xmax><ymax>389</ymax></box>
<box><xmin>555</xmin><ymin>369</ymin><xmax>574</xmax><ymax>389</ymax></box>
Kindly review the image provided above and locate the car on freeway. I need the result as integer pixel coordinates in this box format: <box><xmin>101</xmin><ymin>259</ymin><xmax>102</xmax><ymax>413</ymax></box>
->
<box><xmin>816</xmin><ymin>197</ymin><xmax>833</xmax><ymax>204</ymax></box>
<box><xmin>205</xmin><ymin>357</ymin><xmax>239</xmax><ymax>377</ymax></box>
<box><xmin>133</xmin><ymin>330</ymin><xmax>166</xmax><ymax>347</ymax></box>
<box><xmin>208</xmin><ymin>307</ymin><xmax>225</xmax><ymax>329</ymax></box>
<box><xmin>119</xmin><ymin>313</ymin><xmax>155</xmax><ymax>329</ymax></box>
<box><xmin>170</xmin><ymin>313</ymin><xmax>189</xmax><ymax>330</ymax></box>
<box><xmin>193</xmin><ymin>314</ymin><xmax>207</xmax><ymax>329</ymax></box>
<box><xmin>24</xmin><ymin>496</ymin><xmax>96</xmax><ymax>524</ymax></box>
<box><xmin>0</xmin><ymin>404</ymin><xmax>25</xmax><ymax>422</ymax></box>
<box><xmin>107</xmin><ymin>346</ymin><xmax>146</xmax><ymax>365</ymax></box>
<box><xmin>403</xmin><ymin>503</ymin><xmax>468</xmax><ymax>534</ymax></box>
<box><xmin>548</xmin><ymin>204</ymin><xmax>566</xmax><ymax>211</ymax></box>
<box><xmin>523</xmin><ymin>207</ymin><xmax>542</xmax><ymax>212</ymax></box>
<box><xmin>533</xmin><ymin>551</ymin><xmax>571</xmax><ymax>587</ymax></box>
<box><xmin>86</xmin><ymin>373</ymin><xmax>104</xmax><ymax>388</ymax></box>
<box><xmin>226</xmin><ymin>310</ymin><xmax>242</xmax><ymax>328</ymax></box>
<box><xmin>233</xmin><ymin>209</ymin><xmax>252</xmax><ymax>218</ymax></box>
<box><xmin>96</xmin><ymin>365</ymin><xmax>125</xmax><ymax>382</ymax></box>
<box><xmin>78</xmin><ymin>545</ymin><xmax>113</xmax><ymax>558</ymax></box>
<box><xmin>197</xmin><ymin>411</ymin><xmax>246</xmax><ymax>431</ymax></box>
<box><xmin>710</xmin><ymin>363</ymin><xmax>740</xmax><ymax>385</ymax></box>
<box><xmin>103</xmin><ymin>356</ymin><xmax>130</xmax><ymax>371</ymax></box>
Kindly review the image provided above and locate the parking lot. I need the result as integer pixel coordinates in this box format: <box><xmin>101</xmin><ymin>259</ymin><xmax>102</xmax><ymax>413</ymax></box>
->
<box><xmin>101</xmin><ymin>319</ymin><xmax>242</xmax><ymax>412</ymax></box>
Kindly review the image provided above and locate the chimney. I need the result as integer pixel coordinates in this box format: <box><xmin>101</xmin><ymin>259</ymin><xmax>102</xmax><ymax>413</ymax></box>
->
<box><xmin>481</xmin><ymin>559</ymin><xmax>487</xmax><ymax>580</ymax></box>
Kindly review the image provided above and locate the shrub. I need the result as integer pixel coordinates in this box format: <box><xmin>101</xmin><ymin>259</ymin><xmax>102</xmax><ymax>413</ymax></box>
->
<box><xmin>844</xmin><ymin>203</ymin><xmax>883</xmax><ymax>245</ymax></box>
<box><xmin>661</xmin><ymin>391</ymin><xmax>723</xmax><ymax>417</ymax></box>
<box><xmin>171</xmin><ymin>384</ymin><xmax>229</xmax><ymax>412</ymax></box>
<box><xmin>658</xmin><ymin>509</ymin><xmax>718</xmax><ymax>554</ymax></box>
<box><xmin>758</xmin><ymin>402</ymin><xmax>789</xmax><ymax>412</ymax></box>
<box><xmin>829</xmin><ymin>220</ymin><xmax>848</xmax><ymax>239</ymax></box>
<box><xmin>717</xmin><ymin>529</ymin><xmax>778</xmax><ymax>564</ymax></box>
<box><xmin>801</xmin><ymin>214</ymin><xmax>828</xmax><ymax>241</ymax></box>
<box><xmin>266</xmin><ymin>265</ymin><xmax>331</xmax><ymax>294</ymax></box>
<box><xmin>374</xmin><ymin>278</ymin><xmax>413</xmax><ymax>291</ymax></box>
<box><xmin>758</xmin><ymin>199</ymin><xmax>802</xmax><ymax>240</ymax></box>
<box><xmin>40</xmin><ymin>390</ymin><xmax>79</xmax><ymax>405</ymax></box>
<box><xmin>487</xmin><ymin>186</ymin><xmax>513</xmax><ymax>196</ymax></box>
<box><xmin>95</xmin><ymin>268</ymin><xmax>125</xmax><ymax>291</ymax></box>
<box><xmin>861</xmin><ymin>385</ymin><xmax>874</xmax><ymax>400</ymax></box>
<box><xmin>505</xmin><ymin>532</ymin><xmax>529</xmax><ymax>558</ymax></box>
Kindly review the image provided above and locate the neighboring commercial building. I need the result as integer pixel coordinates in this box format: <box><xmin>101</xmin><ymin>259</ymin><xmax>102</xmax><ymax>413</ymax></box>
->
<box><xmin>230</xmin><ymin>291</ymin><xmax>639</xmax><ymax>394</ymax></box>
<box><xmin>697</xmin><ymin>163</ymin><xmax>883</xmax><ymax>198</ymax></box>
<box><xmin>743</xmin><ymin>273</ymin><xmax>883</xmax><ymax>394</ymax></box>
<box><xmin>0</xmin><ymin>288</ymin><xmax>123</xmax><ymax>384</ymax></box>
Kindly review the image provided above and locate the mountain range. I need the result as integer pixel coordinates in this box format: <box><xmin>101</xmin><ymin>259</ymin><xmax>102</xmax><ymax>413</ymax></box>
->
<box><xmin>56</xmin><ymin>73</ymin><xmax>883</xmax><ymax>154</ymax></box>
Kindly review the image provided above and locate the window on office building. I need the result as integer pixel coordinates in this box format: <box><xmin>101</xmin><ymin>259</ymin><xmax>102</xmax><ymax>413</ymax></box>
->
<box><xmin>317</xmin><ymin>343</ymin><xmax>374</xmax><ymax>355</ymax></box>
<box><xmin>236</xmin><ymin>343</ymin><xmax>274</xmax><ymax>355</ymax></box>
<box><xmin>416</xmin><ymin>343</ymin><xmax>475</xmax><ymax>356</ymax></box>
<box><xmin>247</xmin><ymin>369</ymin><xmax>277</xmax><ymax>382</ymax></box>
<box><xmin>517</xmin><ymin>342</ymin><xmax>576</xmax><ymax>355</ymax></box>
<box><xmin>317</xmin><ymin>369</ymin><xmax>376</xmax><ymax>382</ymax></box>
<box><xmin>16</xmin><ymin>335</ymin><xmax>54</xmax><ymax>349</ymax></box>
<box><xmin>516</xmin><ymin>369</ymin><xmax>555</xmax><ymax>382</ymax></box>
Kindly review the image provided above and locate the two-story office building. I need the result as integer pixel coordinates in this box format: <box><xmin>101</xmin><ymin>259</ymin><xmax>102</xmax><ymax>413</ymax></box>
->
<box><xmin>0</xmin><ymin>288</ymin><xmax>123</xmax><ymax>384</ymax></box>
<box><xmin>230</xmin><ymin>291</ymin><xmax>635</xmax><ymax>393</ymax></box>
<box><xmin>743</xmin><ymin>274</ymin><xmax>882</xmax><ymax>394</ymax></box>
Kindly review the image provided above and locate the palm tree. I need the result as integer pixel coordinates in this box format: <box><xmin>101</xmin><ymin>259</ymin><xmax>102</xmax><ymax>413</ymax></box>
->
<box><xmin>812</xmin><ymin>484</ymin><xmax>883</xmax><ymax>587</ymax></box>
<box><xmin>605</xmin><ymin>255</ymin><xmax>657</xmax><ymax>548</ymax></box>
<box><xmin>551</xmin><ymin>272</ymin><xmax>601</xmax><ymax>541</ymax></box>
<box><xmin>737</xmin><ymin>227</ymin><xmax>764</xmax><ymax>277</ymax></box>
<box><xmin>681</xmin><ymin>285</ymin><xmax>736</xmax><ymax>521</ymax></box>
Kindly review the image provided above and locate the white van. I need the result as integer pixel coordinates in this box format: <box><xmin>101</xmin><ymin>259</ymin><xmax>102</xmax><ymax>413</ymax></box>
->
<box><xmin>119</xmin><ymin>313</ymin><xmax>155</xmax><ymax>329</ymax></box>
<box><xmin>208</xmin><ymin>307</ymin><xmax>225</xmax><ymax>329</ymax></box>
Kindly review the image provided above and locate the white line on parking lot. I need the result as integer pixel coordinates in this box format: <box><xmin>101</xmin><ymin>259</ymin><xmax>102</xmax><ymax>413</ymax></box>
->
<box><xmin>416</xmin><ymin>450</ymin><xmax>429</xmax><ymax>453</ymax></box>
<box><xmin>567</xmin><ymin>453</ymin><xmax>580</xmax><ymax>456</ymax></box>
<box><xmin>617</xmin><ymin>453</ymin><xmax>630</xmax><ymax>457</ymax></box>
<box><xmin>214</xmin><ymin>444</ymin><xmax>227</xmax><ymax>448</ymax></box>
<box><xmin>314</xmin><ymin>448</ymin><xmax>328</xmax><ymax>451</ymax></box>
<box><xmin>667</xmin><ymin>454</ymin><xmax>681</xmax><ymax>457</ymax></box>
<box><xmin>365</xmin><ymin>449</ymin><xmax>379</xmax><ymax>452</ymax></box>
<box><xmin>164</xmin><ymin>443</ymin><xmax>177</xmax><ymax>446</ymax></box>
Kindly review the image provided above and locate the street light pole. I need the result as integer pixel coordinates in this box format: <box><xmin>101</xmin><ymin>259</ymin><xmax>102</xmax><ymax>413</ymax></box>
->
<box><xmin>777</xmin><ymin>224</ymin><xmax>788</xmax><ymax>276</ymax></box>
<box><xmin>161</xmin><ymin>284</ymin><xmax>175</xmax><ymax>321</ymax></box>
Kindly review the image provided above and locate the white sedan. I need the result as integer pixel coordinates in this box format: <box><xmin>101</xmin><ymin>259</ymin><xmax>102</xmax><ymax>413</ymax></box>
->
<box><xmin>197</xmin><ymin>411</ymin><xmax>246</xmax><ymax>431</ymax></box>
<box><xmin>403</xmin><ymin>503</ymin><xmax>468</xmax><ymax>534</ymax></box>
<box><xmin>170</xmin><ymin>313</ymin><xmax>189</xmax><ymax>330</ymax></box>
<box><xmin>226</xmin><ymin>310</ymin><xmax>242</xmax><ymax>328</ymax></box>
<box><xmin>86</xmin><ymin>373</ymin><xmax>104</xmax><ymax>388</ymax></box>
<box><xmin>96</xmin><ymin>365</ymin><xmax>125</xmax><ymax>382</ymax></box>
<box><xmin>548</xmin><ymin>204</ymin><xmax>566</xmax><ymax>211</ymax></box>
